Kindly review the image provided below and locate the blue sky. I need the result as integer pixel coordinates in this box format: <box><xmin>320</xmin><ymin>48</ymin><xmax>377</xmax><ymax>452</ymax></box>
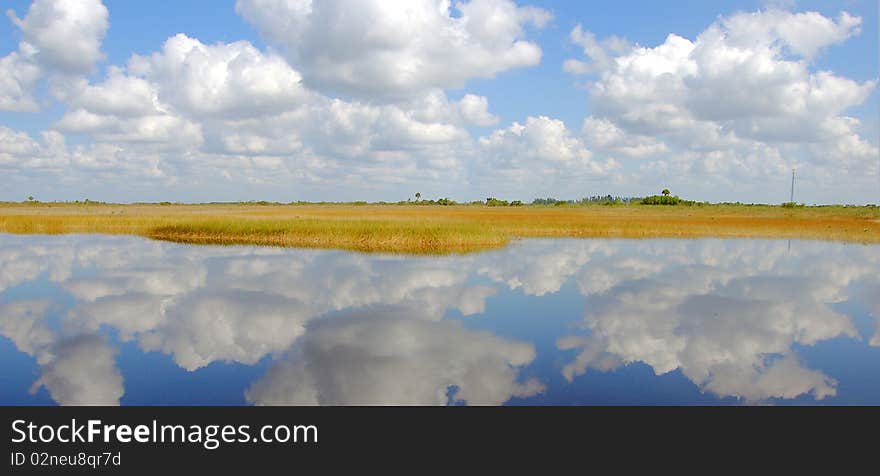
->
<box><xmin>1</xmin><ymin>0</ymin><xmax>877</xmax><ymax>204</ymax></box>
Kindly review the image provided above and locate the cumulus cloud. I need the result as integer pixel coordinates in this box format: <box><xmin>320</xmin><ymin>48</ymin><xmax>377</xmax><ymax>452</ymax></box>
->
<box><xmin>0</xmin><ymin>126</ymin><xmax>67</xmax><ymax>170</ymax></box>
<box><xmin>2</xmin><ymin>0</ymin><xmax>603</xmax><ymax>195</ymax></box>
<box><xmin>565</xmin><ymin>9</ymin><xmax>878</xmax><ymax>199</ymax></box>
<box><xmin>31</xmin><ymin>29</ymin><xmax>501</xmax><ymax>191</ymax></box>
<box><xmin>179</xmin><ymin>95</ymin><xmax>476</xmax><ymax>194</ymax></box>
<box><xmin>1</xmin><ymin>0</ymin><xmax>109</xmax><ymax>112</ymax></box>
<box><xmin>581</xmin><ymin>117</ymin><xmax>668</xmax><ymax>158</ymax></box>
<box><xmin>127</xmin><ymin>34</ymin><xmax>310</xmax><ymax>119</ymax></box>
<box><xmin>56</xmin><ymin>109</ymin><xmax>203</xmax><ymax>149</ymax></box>
<box><xmin>0</xmin><ymin>2</ymin><xmax>877</xmax><ymax>202</ymax></box>
<box><xmin>474</xmin><ymin>116</ymin><xmax>618</xmax><ymax>193</ymax></box>
<box><xmin>7</xmin><ymin>1</ymin><xmax>519</xmax><ymax>197</ymax></box>
<box><xmin>0</xmin><ymin>46</ymin><xmax>42</xmax><ymax>111</ymax></box>
<box><xmin>563</xmin><ymin>25</ymin><xmax>632</xmax><ymax>75</ymax></box>
<box><xmin>717</xmin><ymin>9</ymin><xmax>861</xmax><ymax>59</ymax></box>
<box><xmin>7</xmin><ymin>0</ymin><xmax>108</xmax><ymax>74</ymax></box>
<box><xmin>47</xmin><ymin>33</ymin><xmax>306</xmax><ymax>160</ymax></box>
<box><xmin>480</xmin><ymin>116</ymin><xmax>593</xmax><ymax>163</ymax></box>
<box><xmin>62</xmin><ymin>69</ymin><xmax>159</xmax><ymax>117</ymax></box>
<box><xmin>235</xmin><ymin>0</ymin><xmax>550</xmax><ymax>98</ymax></box>
<box><xmin>458</xmin><ymin>94</ymin><xmax>499</xmax><ymax>126</ymax></box>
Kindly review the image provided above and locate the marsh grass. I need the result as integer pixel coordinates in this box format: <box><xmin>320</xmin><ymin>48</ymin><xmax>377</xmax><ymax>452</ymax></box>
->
<box><xmin>148</xmin><ymin>218</ymin><xmax>508</xmax><ymax>254</ymax></box>
<box><xmin>1</xmin><ymin>203</ymin><xmax>879</xmax><ymax>254</ymax></box>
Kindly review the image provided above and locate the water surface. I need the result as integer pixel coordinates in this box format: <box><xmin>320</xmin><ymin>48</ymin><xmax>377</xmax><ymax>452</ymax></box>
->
<box><xmin>1</xmin><ymin>234</ymin><xmax>878</xmax><ymax>405</ymax></box>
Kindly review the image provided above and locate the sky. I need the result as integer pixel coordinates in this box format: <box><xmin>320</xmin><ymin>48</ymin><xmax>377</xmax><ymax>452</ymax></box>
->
<box><xmin>0</xmin><ymin>0</ymin><xmax>877</xmax><ymax>204</ymax></box>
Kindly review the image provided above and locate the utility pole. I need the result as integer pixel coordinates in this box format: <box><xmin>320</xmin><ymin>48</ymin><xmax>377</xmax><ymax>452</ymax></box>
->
<box><xmin>790</xmin><ymin>168</ymin><xmax>795</xmax><ymax>203</ymax></box>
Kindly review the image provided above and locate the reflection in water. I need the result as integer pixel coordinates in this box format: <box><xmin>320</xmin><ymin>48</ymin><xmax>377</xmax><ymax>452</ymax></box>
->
<box><xmin>0</xmin><ymin>234</ymin><xmax>878</xmax><ymax>405</ymax></box>
<box><xmin>246</xmin><ymin>305</ymin><xmax>543</xmax><ymax>405</ymax></box>
<box><xmin>558</xmin><ymin>276</ymin><xmax>855</xmax><ymax>401</ymax></box>
<box><xmin>0</xmin><ymin>301</ymin><xmax>123</xmax><ymax>405</ymax></box>
<box><xmin>857</xmin><ymin>285</ymin><xmax>880</xmax><ymax>347</ymax></box>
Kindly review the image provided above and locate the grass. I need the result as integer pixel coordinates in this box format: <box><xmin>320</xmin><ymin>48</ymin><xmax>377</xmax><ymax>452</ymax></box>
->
<box><xmin>1</xmin><ymin>202</ymin><xmax>879</xmax><ymax>254</ymax></box>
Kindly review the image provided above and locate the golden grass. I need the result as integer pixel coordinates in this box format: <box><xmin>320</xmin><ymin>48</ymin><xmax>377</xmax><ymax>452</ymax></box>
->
<box><xmin>1</xmin><ymin>203</ymin><xmax>879</xmax><ymax>254</ymax></box>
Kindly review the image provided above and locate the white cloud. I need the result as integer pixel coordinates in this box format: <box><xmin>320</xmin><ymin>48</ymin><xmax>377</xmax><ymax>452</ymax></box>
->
<box><xmin>581</xmin><ymin>117</ymin><xmax>668</xmax><ymax>158</ymax></box>
<box><xmin>63</xmin><ymin>69</ymin><xmax>159</xmax><ymax>117</ymax></box>
<box><xmin>563</xmin><ymin>24</ymin><xmax>632</xmax><ymax>75</ymax></box>
<box><xmin>1</xmin><ymin>2</ymin><xmax>877</xmax><ymax>204</ymax></box>
<box><xmin>127</xmin><ymin>34</ymin><xmax>310</xmax><ymax>119</ymax></box>
<box><xmin>565</xmin><ymin>9</ymin><xmax>878</xmax><ymax>200</ymax></box>
<box><xmin>33</xmin><ymin>29</ymin><xmax>497</xmax><ymax>191</ymax></box>
<box><xmin>57</xmin><ymin>109</ymin><xmax>203</xmax><ymax>148</ymax></box>
<box><xmin>0</xmin><ymin>47</ymin><xmax>41</xmax><ymax>111</ymax></box>
<box><xmin>0</xmin><ymin>126</ymin><xmax>67</xmax><ymax>170</ymax></box>
<box><xmin>480</xmin><ymin>116</ymin><xmax>592</xmax><ymax>164</ymax></box>
<box><xmin>235</xmin><ymin>0</ymin><xmax>550</xmax><ymax>98</ymax></box>
<box><xmin>458</xmin><ymin>94</ymin><xmax>499</xmax><ymax>126</ymax></box>
<box><xmin>718</xmin><ymin>9</ymin><xmax>861</xmax><ymax>60</ymax></box>
<box><xmin>1</xmin><ymin>0</ymin><xmax>108</xmax><ymax>112</ymax></box>
<box><xmin>7</xmin><ymin>0</ymin><xmax>108</xmax><ymax>74</ymax></box>
<box><xmin>474</xmin><ymin>116</ymin><xmax>618</xmax><ymax>192</ymax></box>
<box><xmin>188</xmin><ymin>88</ymin><xmax>478</xmax><ymax>187</ymax></box>
<box><xmin>0</xmin><ymin>126</ymin><xmax>42</xmax><ymax>160</ymax></box>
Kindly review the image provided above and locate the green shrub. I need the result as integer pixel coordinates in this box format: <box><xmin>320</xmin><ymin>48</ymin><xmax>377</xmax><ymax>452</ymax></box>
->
<box><xmin>641</xmin><ymin>195</ymin><xmax>681</xmax><ymax>205</ymax></box>
<box><xmin>532</xmin><ymin>197</ymin><xmax>561</xmax><ymax>205</ymax></box>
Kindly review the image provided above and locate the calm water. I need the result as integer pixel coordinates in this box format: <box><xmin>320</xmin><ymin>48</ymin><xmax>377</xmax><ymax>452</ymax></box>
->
<box><xmin>1</xmin><ymin>234</ymin><xmax>878</xmax><ymax>406</ymax></box>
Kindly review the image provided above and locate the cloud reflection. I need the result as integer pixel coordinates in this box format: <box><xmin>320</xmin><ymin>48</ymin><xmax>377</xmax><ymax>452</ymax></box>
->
<box><xmin>0</xmin><ymin>234</ymin><xmax>877</xmax><ymax>405</ymax></box>
<box><xmin>557</xmin><ymin>242</ymin><xmax>874</xmax><ymax>403</ymax></box>
<box><xmin>246</xmin><ymin>305</ymin><xmax>543</xmax><ymax>405</ymax></box>
<box><xmin>0</xmin><ymin>301</ymin><xmax>123</xmax><ymax>405</ymax></box>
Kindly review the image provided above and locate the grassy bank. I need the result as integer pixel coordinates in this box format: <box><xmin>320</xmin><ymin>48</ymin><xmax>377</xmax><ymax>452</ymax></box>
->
<box><xmin>1</xmin><ymin>203</ymin><xmax>879</xmax><ymax>254</ymax></box>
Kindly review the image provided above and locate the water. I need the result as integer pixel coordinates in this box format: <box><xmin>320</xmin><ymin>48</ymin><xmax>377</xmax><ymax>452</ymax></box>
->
<box><xmin>1</xmin><ymin>234</ymin><xmax>878</xmax><ymax>406</ymax></box>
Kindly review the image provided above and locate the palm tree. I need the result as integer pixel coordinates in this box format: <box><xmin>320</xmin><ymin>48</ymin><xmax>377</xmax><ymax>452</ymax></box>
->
<box><xmin>661</xmin><ymin>189</ymin><xmax>671</xmax><ymax>197</ymax></box>
<box><xmin>415</xmin><ymin>192</ymin><xmax>421</xmax><ymax>201</ymax></box>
